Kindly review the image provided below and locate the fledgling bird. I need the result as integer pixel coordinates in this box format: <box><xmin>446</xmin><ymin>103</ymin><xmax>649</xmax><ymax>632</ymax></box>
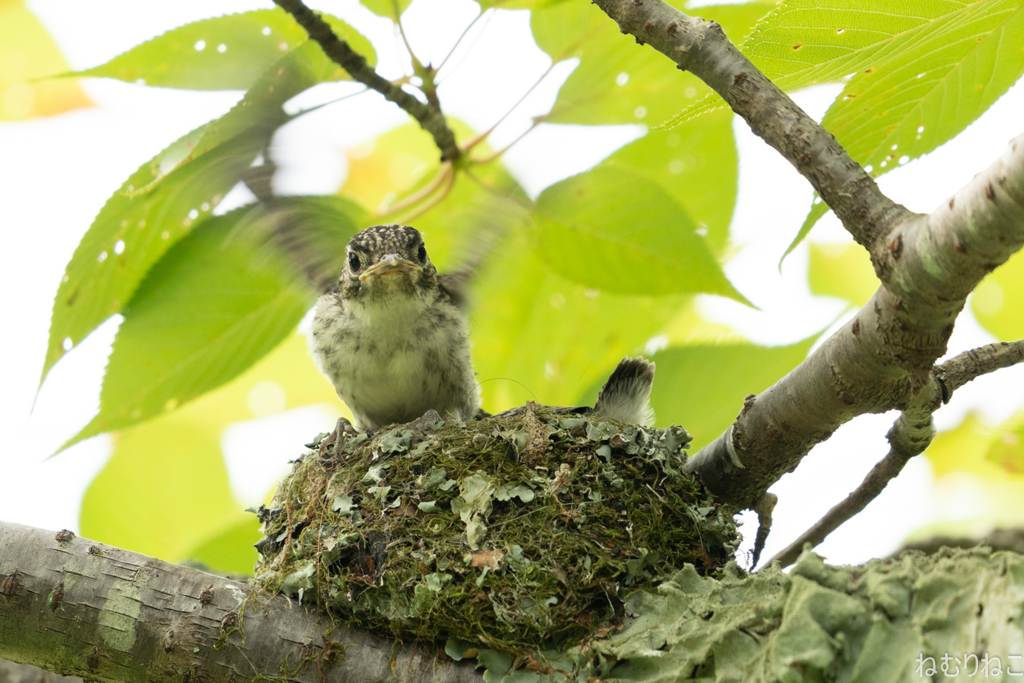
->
<box><xmin>594</xmin><ymin>356</ymin><xmax>656</xmax><ymax>428</ymax></box>
<box><xmin>309</xmin><ymin>224</ymin><xmax>480</xmax><ymax>432</ymax></box>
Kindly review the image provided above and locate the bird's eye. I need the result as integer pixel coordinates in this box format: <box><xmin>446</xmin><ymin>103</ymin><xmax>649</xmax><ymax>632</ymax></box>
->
<box><xmin>417</xmin><ymin>245</ymin><xmax>427</xmax><ymax>263</ymax></box>
<box><xmin>348</xmin><ymin>253</ymin><xmax>361</xmax><ymax>271</ymax></box>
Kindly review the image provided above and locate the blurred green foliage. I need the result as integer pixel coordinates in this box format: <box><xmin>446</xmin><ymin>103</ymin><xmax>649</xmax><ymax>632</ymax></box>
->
<box><xmin>22</xmin><ymin>0</ymin><xmax>1024</xmax><ymax>576</ymax></box>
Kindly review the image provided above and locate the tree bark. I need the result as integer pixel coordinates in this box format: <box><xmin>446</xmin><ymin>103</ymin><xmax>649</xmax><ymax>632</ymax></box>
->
<box><xmin>593</xmin><ymin>0</ymin><xmax>1024</xmax><ymax>516</ymax></box>
<box><xmin>0</xmin><ymin>521</ymin><xmax>480</xmax><ymax>683</ymax></box>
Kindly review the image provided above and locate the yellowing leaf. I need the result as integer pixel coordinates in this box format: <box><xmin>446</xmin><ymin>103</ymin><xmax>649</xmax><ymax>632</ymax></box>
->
<box><xmin>972</xmin><ymin>247</ymin><xmax>1024</xmax><ymax>341</ymax></box>
<box><xmin>80</xmin><ymin>412</ymin><xmax>241</xmax><ymax>563</ymax></box>
<box><xmin>808</xmin><ymin>241</ymin><xmax>878</xmax><ymax>306</ymax></box>
<box><xmin>0</xmin><ymin>0</ymin><xmax>91</xmax><ymax>119</ymax></box>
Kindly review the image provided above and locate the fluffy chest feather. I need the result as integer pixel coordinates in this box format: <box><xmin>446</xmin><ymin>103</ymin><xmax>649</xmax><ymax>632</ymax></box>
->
<box><xmin>309</xmin><ymin>289</ymin><xmax>476</xmax><ymax>430</ymax></box>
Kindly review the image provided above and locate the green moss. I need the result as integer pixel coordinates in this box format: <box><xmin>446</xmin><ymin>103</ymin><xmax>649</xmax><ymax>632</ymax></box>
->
<box><xmin>252</xmin><ymin>404</ymin><xmax>738</xmax><ymax>654</ymax></box>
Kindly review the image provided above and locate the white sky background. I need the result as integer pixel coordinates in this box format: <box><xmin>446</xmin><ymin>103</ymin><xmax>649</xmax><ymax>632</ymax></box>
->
<box><xmin>3</xmin><ymin>0</ymin><xmax>1024</xmax><ymax>566</ymax></box>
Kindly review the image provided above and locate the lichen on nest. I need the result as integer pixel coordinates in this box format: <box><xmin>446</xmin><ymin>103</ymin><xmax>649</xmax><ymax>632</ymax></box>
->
<box><xmin>252</xmin><ymin>403</ymin><xmax>739</xmax><ymax>654</ymax></box>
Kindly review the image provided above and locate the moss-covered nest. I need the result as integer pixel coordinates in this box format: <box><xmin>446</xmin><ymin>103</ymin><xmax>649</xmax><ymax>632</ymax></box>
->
<box><xmin>252</xmin><ymin>403</ymin><xmax>739</xmax><ymax>654</ymax></box>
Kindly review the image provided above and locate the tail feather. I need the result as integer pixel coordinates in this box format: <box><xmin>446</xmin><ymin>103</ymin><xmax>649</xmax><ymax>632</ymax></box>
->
<box><xmin>594</xmin><ymin>357</ymin><xmax>655</xmax><ymax>427</ymax></box>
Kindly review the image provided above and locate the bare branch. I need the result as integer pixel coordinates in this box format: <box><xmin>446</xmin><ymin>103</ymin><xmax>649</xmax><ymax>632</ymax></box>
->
<box><xmin>273</xmin><ymin>0</ymin><xmax>461</xmax><ymax>162</ymax></box>
<box><xmin>935</xmin><ymin>340</ymin><xmax>1024</xmax><ymax>398</ymax></box>
<box><xmin>591</xmin><ymin>0</ymin><xmax>910</xmax><ymax>253</ymax></box>
<box><xmin>768</xmin><ymin>341</ymin><xmax>1024</xmax><ymax>568</ymax></box>
<box><xmin>0</xmin><ymin>521</ymin><xmax>480</xmax><ymax>683</ymax></box>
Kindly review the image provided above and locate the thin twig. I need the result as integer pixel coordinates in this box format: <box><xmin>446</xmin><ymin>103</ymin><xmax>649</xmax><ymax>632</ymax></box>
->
<box><xmin>273</xmin><ymin>0</ymin><xmax>461</xmax><ymax>162</ymax></box>
<box><xmin>394</xmin><ymin>165</ymin><xmax>457</xmax><ymax>224</ymax></box>
<box><xmin>766</xmin><ymin>340</ymin><xmax>1024</xmax><ymax>568</ymax></box>
<box><xmin>382</xmin><ymin>162</ymin><xmax>453</xmax><ymax>215</ymax></box>
<box><xmin>470</xmin><ymin>120</ymin><xmax>542</xmax><ymax>165</ymax></box>
<box><xmin>463</xmin><ymin>64</ymin><xmax>557</xmax><ymax>155</ymax></box>
<box><xmin>434</xmin><ymin>9</ymin><xmax>491</xmax><ymax>77</ymax></box>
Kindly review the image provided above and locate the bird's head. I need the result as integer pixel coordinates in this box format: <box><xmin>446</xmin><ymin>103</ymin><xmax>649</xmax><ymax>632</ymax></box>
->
<box><xmin>339</xmin><ymin>224</ymin><xmax>438</xmax><ymax>304</ymax></box>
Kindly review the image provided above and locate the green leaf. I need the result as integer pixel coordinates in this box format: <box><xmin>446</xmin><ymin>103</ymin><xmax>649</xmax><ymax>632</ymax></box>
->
<box><xmin>646</xmin><ymin>339</ymin><xmax>815</xmax><ymax>449</ymax></box>
<box><xmin>821</xmin><ymin>0</ymin><xmax>1024</xmax><ymax>176</ymax></box>
<box><xmin>807</xmin><ymin>241</ymin><xmax>877</xmax><ymax>306</ymax></box>
<box><xmin>533</xmin><ymin>166</ymin><xmax>747</xmax><ymax>302</ymax></box>
<box><xmin>80</xmin><ymin>411</ymin><xmax>242</xmax><ymax>562</ymax></box>
<box><xmin>801</xmin><ymin>0</ymin><xmax>1024</xmax><ymax>238</ymax></box>
<box><xmin>531</xmin><ymin>1</ymin><xmax>772</xmax><ymax>126</ymax></box>
<box><xmin>471</xmin><ymin>231</ymin><xmax>694</xmax><ymax>412</ymax></box>
<box><xmin>783</xmin><ymin>199</ymin><xmax>830</xmax><ymax>264</ymax></box>
<box><xmin>360</xmin><ymin>0</ymin><xmax>414</xmax><ymax>21</ymax></box>
<box><xmin>68</xmin><ymin>10</ymin><xmax>376</xmax><ymax>90</ymax></box>
<box><xmin>702</xmin><ymin>0</ymin><xmax>1024</xmax><ymax>249</ymax></box>
<box><xmin>603</xmin><ymin>108</ymin><xmax>738</xmax><ymax>254</ymax></box>
<box><xmin>43</xmin><ymin>38</ymin><xmax>359</xmax><ymax>385</ymax></box>
<box><xmin>972</xmin><ymin>247</ymin><xmax>1024</xmax><ymax>341</ymax></box>
<box><xmin>184</xmin><ymin>514</ymin><xmax>262</xmax><ymax>576</ymax></box>
<box><xmin>60</xmin><ymin>199</ymin><xmax>362</xmax><ymax>452</ymax></box>
<box><xmin>669</xmin><ymin>0</ymin><xmax>1024</xmax><ymax>131</ymax></box>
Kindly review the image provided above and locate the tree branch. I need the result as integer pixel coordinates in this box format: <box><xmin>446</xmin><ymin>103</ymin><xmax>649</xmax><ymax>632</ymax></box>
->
<box><xmin>272</xmin><ymin>0</ymin><xmax>461</xmax><ymax>163</ymax></box>
<box><xmin>767</xmin><ymin>340</ymin><xmax>1024</xmax><ymax>568</ymax></box>
<box><xmin>0</xmin><ymin>521</ymin><xmax>480</xmax><ymax>683</ymax></box>
<box><xmin>591</xmin><ymin>0</ymin><xmax>910</xmax><ymax>254</ymax></box>
<box><xmin>588</xmin><ymin>1</ymin><xmax>1024</xmax><ymax>514</ymax></box>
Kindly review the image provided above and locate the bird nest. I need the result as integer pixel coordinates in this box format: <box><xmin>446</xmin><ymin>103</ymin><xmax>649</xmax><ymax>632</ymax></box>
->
<box><xmin>251</xmin><ymin>403</ymin><xmax>739</xmax><ymax>655</ymax></box>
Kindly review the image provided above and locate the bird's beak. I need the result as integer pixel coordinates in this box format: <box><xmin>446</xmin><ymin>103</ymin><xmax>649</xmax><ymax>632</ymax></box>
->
<box><xmin>358</xmin><ymin>253</ymin><xmax>423</xmax><ymax>281</ymax></box>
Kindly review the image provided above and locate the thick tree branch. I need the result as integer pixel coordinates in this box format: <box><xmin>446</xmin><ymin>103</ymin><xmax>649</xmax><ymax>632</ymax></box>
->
<box><xmin>768</xmin><ymin>340</ymin><xmax>1024</xmax><ymax>568</ymax></box>
<box><xmin>272</xmin><ymin>0</ymin><xmax>461</xmax><ymax>163</ymax></box>
<box><xmin>592</xmin><ymin>0</ymin><xmax>910</xmax><ymax>253</ymax></box>
<box><xmin>0</xmin><ymin>521</ymin><xmax>480</xmax><ymax>683</ymax></box>
<box><xmin>589</xmin><ymin>0</ymin><xmax>1024</xmax><ymax>514</ymax></box>
<box><xmin>685</xmin><ymin>134</ymin><xmax>1024</xmax><ymax>510</ymax></box>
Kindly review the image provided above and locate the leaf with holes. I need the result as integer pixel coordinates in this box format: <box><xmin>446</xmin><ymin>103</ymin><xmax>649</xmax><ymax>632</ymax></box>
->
<box><xmin>679</xmin><ymin>0</ymin><xmax>1024</xmax><ymax>254</ymax></box>
<box><xmin>669</xmin><ymin>0</ymin><xmax>1023</xmax><ymax>125</ymax></box>
<box><xmin>60</xmin><ymin>198</ymin><xmax>361</xmax><ymax>453</ymax></box>
<box><xmin>530</xmin><ymin>1</ymin><xmax>772</xmax><ymax>126</ymax></box>
<box><xmin>42</xmin><ymin>38</ymin><xmax>360</xmax><ymax>385</ymax></box>
<box><xmin>533</xmin><ymin>166</ymin><xmax>747</xmax><ymax>302</ymax></box>
<box><xmin>815</xmin><ymin>0</ymin><xmax>1024</xmax><ymax>183</ymax></box>
<box><xmin>791</xmin><ymin>0</ymin><xmax>1024</xmax><ymax>245</ymax></box>
<box><xmin>68</xmin><ymin>10</ymin><xmax>375</xmax><ymax>90</ymax></box>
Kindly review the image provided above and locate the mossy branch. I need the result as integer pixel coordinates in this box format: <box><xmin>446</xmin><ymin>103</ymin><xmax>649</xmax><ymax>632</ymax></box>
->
<box><xmin>0</xmin><ymin>521</ymin><xmax>481</xmax><ymax>683</ymax></box>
